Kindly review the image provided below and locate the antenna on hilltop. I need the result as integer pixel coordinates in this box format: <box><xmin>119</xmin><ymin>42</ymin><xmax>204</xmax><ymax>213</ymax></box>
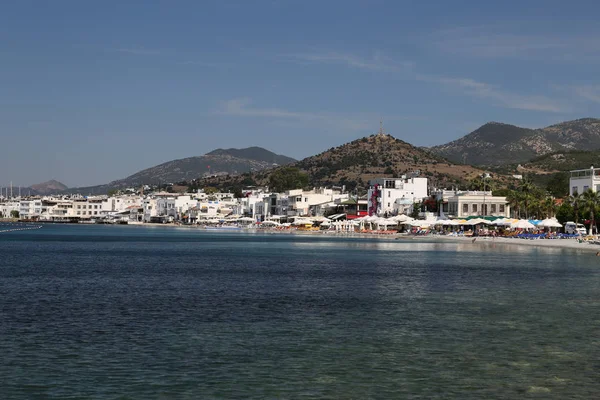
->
<box><xmin>379</xmin><ymin>120</ymin><xmax>385</xmax><ymax>135</ymax></box>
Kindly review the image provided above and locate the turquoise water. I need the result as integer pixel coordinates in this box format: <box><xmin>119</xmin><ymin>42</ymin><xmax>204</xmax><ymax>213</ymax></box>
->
<box><xmin>1</xmin><ymin>223</ymin><xmax>599</xmax><ymax>399</ymax></box>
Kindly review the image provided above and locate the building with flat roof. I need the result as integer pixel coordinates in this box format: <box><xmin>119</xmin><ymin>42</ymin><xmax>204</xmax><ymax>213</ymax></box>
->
<box><xmin>569</xmin><ymin>166</ymin><xmax>600</xmax><ymax>196</ymax></box>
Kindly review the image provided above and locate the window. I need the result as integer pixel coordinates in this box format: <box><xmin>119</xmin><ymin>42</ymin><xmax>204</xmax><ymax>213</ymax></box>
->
<box><xmin>94</xmin><ymin>211</ymin><xmax>98</xmax><ymax>215</ymax></box>
<box><xmin>387</xmin><ymin>202</ymin><xmax>390</xmax><ymax>207</ymax></box>
<box><xmin>304</xmin><ymin>198</ymin><xmax>308</xmax><ymax>202</ymax></box>
<box><xmin>77</xmin><ymin>205</ymin><xmax>81</xmax><ymax>209</ymax></box>
<box><xmin>77</xmin><ymin>211</ymin><xmax>80</xmax><ymax>215</ymax></box>
<box><xmin>584</xmin><ymin>186</ymin><xmax>589</xmax><ymax>192</ymax></box>
<box><xmin>472</xmin><ymin>204</ymin><xmax>478</xmax><ymax>213</ymax></box>
<box><xmin>572</xmin><ymin>186</ymin><xmax>577</xmax><ymax>194</ymax></box>
<box><xmin>94</xmin><ymin>205</ymin><xmax>98</xmax><ymax>209</ymax></box>
<box><xmin>491</xmin><ymin>204</ymin><xmax>497</xmax><ymax>213</ymax></box>
<box><xmin>499</xmin><ymin>204</ymin><xmax>505</xmax><ymax>213</ymax></box>
<box><xmin>388</xmin><ymin>191</ymin><xmax>391</xmax><ymax>197</ymax></box>
<box><xmin>88</xmin><ymin>211</ymin><xmax>92</xmax><ymax>215</ymax></box>
<box><xmin>462</xmin><ymin>204</ymin><xmax>468</xmax><ymax>213</ymax></box>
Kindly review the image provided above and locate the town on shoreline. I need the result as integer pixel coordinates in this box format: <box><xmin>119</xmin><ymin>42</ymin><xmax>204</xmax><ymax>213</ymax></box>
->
<box><xmin>2</xmin><ymin>166</ymin><xmax>599</xmax><ymax>242</ymax></box>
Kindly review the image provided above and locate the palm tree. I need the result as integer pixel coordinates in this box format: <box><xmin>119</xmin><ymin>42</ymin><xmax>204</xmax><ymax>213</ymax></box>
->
<box><xmin>568</xmin><ymin>192</ymin><xmax>583</xmax><ymax>225</ymax></box>
<box><xmin>520</xmin><ymin>178</ymin><xmax>534</xmax><ymax>219</ymax></box>
<box><xmin>542</xmin><ymin>197</ymin><xmax>556</xmax><ymax>219</ymax></box>
<box><xmin>506</xmin><ymin>190</ymin><xmax>522</xmax><ymax>219</ymax></box>
<box><xmin>581</xmin><ymin>189</ymin><xmax>600</xmax><ymax>235</ymax></box>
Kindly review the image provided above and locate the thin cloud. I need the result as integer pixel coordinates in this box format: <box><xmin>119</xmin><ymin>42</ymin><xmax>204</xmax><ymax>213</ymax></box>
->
<box><xmin>215</xmin><ymin>98</ymin><xmax>380</xmax><ymax>132</ymax></box>
<box><xmin>569</xmin><ymin>85</ymin><xmax>600</xmax><ymax>103</ymax></box>
<box><xmin>428</xmin><ymin>26</ymin><xmax>600</xmax><ymax>61</ymax></box>
<box><xmin>112</xmin><ymin>48</ymin><xmax>163</xmax><ymax>56</ymax></box>
<box><xmin>285</xmin><ymin>51</ymin><xmax>414</xmax><ymax>72</ymax></box>
<box><xmin>284</xmin><ymin>49</ymin><xmax>566</xmax><ymax>113</ymax></box>
<box><xmin>416</xmin><ymin>74</ymin><xmax>566</xmax><ymax>112</ymax></box>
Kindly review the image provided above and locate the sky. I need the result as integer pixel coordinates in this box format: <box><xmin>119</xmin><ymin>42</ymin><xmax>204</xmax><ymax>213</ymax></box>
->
<box><xmin>2</xmin><ymin>0</ymin><xmax>600</xmax><ymax>187</ymax></box>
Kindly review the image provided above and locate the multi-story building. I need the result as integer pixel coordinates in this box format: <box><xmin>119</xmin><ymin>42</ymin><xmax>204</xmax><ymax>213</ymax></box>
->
<box><xmin>285</xmin><ymin>188</ymin><xmax>349</xmax><ymax>217</ymax></box>
<box><xmin>435</xmin><ymin>190</ymin><xmax>510</xmax><ymax>219</ymax></box>
<box><xmin>0</xmin><ymin>201</ymin><xmax>20</xmax><ymax>218</ymax></box>
<box><xmin>569</xmin><ymin>166</ymin><xmax>600</xmax><ymax>196</ymax></box>
<box><xmin>19</xmin><ymin>199</ymin><xmax>43</xmax><ymax>219</ymax></box>
<box><xmin>367</xmin><ymin>176</ymin><xmax>428</xmax><ymax>216</ymax></box>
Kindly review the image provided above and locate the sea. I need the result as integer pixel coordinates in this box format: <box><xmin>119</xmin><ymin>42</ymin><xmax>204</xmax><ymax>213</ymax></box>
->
<box><xmin>1</xmin><ymin>223</ymin><xmax>599</xmax><ymax>399</ymax></box>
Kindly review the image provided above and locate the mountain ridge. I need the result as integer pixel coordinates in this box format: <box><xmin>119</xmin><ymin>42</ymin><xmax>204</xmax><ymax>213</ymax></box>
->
<box><xmin>429</xmin><ymin>118</ymin><xmax>600</xmax><ymax>166</ymax></box>
<box><xmin>62</xmin><ymin>147</ymin><xmax>296</xmax><ymax>194</ymax></box>
<box><xmin>206</xmin><ymin>133</ymin><xmax>491</xmax><ymax>192</ymax></box>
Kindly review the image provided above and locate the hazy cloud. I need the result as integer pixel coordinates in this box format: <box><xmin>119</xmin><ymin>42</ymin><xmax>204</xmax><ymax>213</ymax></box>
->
<box><xmin>569</xmin><ymin>84</ymin><xmax>600</xmax><ymax>103</ymax></box>
<box><xmin>417</xmin><ymin>74</ymin><xmax>566</xmax><ymax>112</ymax></box>
<box><xmin>428</xmin><ymin>26</ymin><xmax>600</xmax><ymax>61</ymax></box>
<box><xmin>112</xmin><ymin>48</ymin><xmax>163</xmax><ymax>56</ymax></box>
<box><xmin>216</xmin><ymin>98</ymin><xmax>381</xmax><ymax>132</ymax></box>
<box><xmin>285</xmin><ymin>51</ymin><xmax>414</xmax><ymax>72</ymax></box>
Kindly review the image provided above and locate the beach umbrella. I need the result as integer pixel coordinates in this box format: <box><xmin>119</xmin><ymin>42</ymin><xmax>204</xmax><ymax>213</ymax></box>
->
<box><xmin>511</xmin><ymin>219</ymin><xmax>536</xmax><ymax>229</ymax></box>
<box><xmin>537</xmin><ymin>218</ymin><xmax>562</xmax><ymax>228</ymax></box>
<box><xmin>261</xmin><ymin>220</ymin><xmax>280</xmax><ymax>226</ymax></box>
<box><xmin>467</xmin><ymin>218</ymin><xmax>490</xmax><ymax>225</ymax></box>
<box><xmin>292</xmin><ymin>218</ymin><xmax>313</xmax><ymax>225</ymax></box>
<box><xmin>391</xmin><ymin>214</ymin><xmax>412</xmax><ymax>223</ymax></box>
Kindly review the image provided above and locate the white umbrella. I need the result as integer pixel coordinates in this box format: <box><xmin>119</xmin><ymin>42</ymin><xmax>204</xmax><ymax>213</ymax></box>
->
<box><xmin>238</xmin><ymin>217</ymin><xmax>255</xmax><ymax>222</ymax></box>
<box><xmin>511</xmin><ymin>219</ymin><xmax>536</xmax><ymax>229</ymax></box>
<box><xmin>467</xmin><ymin>218</ymin><xmax>491</xmax><ymax>225</ymax></box>
<box><xmin>261</xmin><ymin>220</ymin><xmax>280</xmax><ymax>226</ymax></box>
<box><xmin>391</xmin><ymin>214</ymin><xmax>412</xmax><ymax>222</ymax></box>
<box><xmin>537</xmin><ymin>218</ymin><xmax>562</xmax><ymax>228</ymax></box>
<box><xmin>292</xmin><ymin>219</ymin><xmax>313</xmax><ymax>226</ymax></box>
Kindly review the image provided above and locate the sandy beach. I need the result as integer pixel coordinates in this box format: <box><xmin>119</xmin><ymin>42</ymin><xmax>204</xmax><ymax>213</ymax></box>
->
<box><xmin>415</xmin><ymin>234</ymin><xmax>600</xmax><ymax>253</ymax></box>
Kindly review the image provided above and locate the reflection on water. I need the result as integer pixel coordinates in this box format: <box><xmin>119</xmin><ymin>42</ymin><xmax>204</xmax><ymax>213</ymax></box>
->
<box><xmin>1</xmin><ymin>225</ymin><xmax>599</xmax><ymax>398</ymax></box>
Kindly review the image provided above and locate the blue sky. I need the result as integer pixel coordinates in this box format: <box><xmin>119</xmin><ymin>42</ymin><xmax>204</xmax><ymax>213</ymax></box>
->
<box><xmin>2</xmin><ymin>0</ymin><xmax>600</xmax><ymax>187</ymax></box>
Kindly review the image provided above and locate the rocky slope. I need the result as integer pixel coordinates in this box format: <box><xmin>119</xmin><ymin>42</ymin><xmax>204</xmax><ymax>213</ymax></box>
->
<box><xmin>28</xmin><ymin>179</ymin><xmax>68</xmax><ymax>195</ymax></box>
<box><xmin>209</xmin><ymin>133</ymin><xmax>490</xmax><ymax>192</ymax></box>
<box><xmin>65</xmin><ymin>147</ymin><xmax>295</xmax><ymax>194</ymax></box>
<box><xmin>429</xmin><ymin>118</ymin><xmax>600</xmax><ymax>166</ymax></box>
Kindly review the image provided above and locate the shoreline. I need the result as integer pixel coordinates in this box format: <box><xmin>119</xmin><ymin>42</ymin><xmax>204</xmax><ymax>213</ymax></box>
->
<box><xmin>5</xmin><ymin>220</ymin><xmax>600</xmax><ymax>253</ymax></box>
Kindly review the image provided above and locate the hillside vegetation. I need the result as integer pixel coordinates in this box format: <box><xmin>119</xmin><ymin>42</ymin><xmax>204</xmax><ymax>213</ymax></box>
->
<box><xmin>430</xmin><ymin>118</ymin><xmax>600</xmax><ymax>166</ymax></box>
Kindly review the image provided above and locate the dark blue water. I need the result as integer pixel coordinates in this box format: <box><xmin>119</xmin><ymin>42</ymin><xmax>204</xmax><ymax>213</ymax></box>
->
<box><xmin>1</xmin><ymin>224</ymin><xmax>599</xmax><ymax>399</ymax></box>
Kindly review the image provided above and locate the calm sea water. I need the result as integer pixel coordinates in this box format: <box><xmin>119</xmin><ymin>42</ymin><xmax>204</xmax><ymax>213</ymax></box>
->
<box><xmin>1</xmin><ymin>223</ymin><xmax>599</xmax><ymax>399</ymax></box>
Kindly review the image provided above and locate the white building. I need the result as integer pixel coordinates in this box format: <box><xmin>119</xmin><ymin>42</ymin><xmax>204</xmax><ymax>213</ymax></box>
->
<box><xmin>569</xmin><ymin>166</ymin><xmax>600</xmax><ymax>196</ymax></box>
<box><xmin>0</xmin><ymin>201</ymin><xmax>20</xmax><ymax>218</ymax></box>
<box><xmin>435</xmin><ymin>190</ymin><xmax>510</xmax><ymax>219</ymax></box>
<box><xmin>285</xmin><ymin>188</ymin><xmax>349</xmax><ymax>217</ymax></box>
<box><xmin>19</xmin><ymin>199</ymin><xmax>43</xmax><ymax>219</ymax></box>
<box><xmin>367</xmin><ymin>176</ymin><xmax>428</xmax><ymax>216</ymax></box>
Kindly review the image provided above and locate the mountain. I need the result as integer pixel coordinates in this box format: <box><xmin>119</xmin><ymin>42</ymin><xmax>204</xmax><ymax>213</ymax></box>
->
<box><xmin>64</xmin><ymin>147</ymin><xmax>295</xmax><ymax>194</ymax></box>
<box><xmin>209</xmin><ymin>133</ymin><xmax>490</xmax><ymax>192</ymax></box>
<box><xmin>429</xmin><ymin>118</ymin><xmax>600</xmax><ymax>166</ymax></box>
<box><xmin>517</xmin><ymin>150</ymin><xmax>600</xmax><ymax>175</ymax></box>
<box><xmin>28</xmin><ymin>180</ymin><xmax>68</xmax><ymax>195</ymax></box>
<box><xmin>206</xmin><ymin>147</ymin><xmax>295</xmax><ymax>165</ymax></box>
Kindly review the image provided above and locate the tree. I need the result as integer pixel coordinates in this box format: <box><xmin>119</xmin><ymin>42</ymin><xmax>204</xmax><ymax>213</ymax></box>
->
<box><xmin>581</xmin><ymin>189</ymin><xmax>600</xmax><ymax>235</ymax></box>
<box><xmin>542</xmin><ymin>197</ymin><xmax>557</xmax><ymax>219</ymax></box>
<box><xmin>203</xmin><ymin>186</ymin><xmax>218</xmax><ymax>195</ymax></box>
<box><xmin>410</xmin><ymin>202</ymin><xmax>422</xmax><ymax>219</ymax></box>
<box><xmin>10</xmin><ymin>210</ymin><xmax>19</xmax><ymax>218</ymax></box>
<box><xmin>546</xmin><ymin>172</ymin><xmax>569</xmax><ymax>198</ymax></box>
<box><xmin>268</xmin><ymin>167</ymin><xmax>309</xmax><ymax>192</ymax></box>
<box><xmin>555</xmin><ymin>201</ymin><xmax>575</xmax><ymax>224</ymax></box>
<box><xmin>567</xmin><ymin>192</ymin><xmax>583</xmax><ymax>225</ymax></box>
<box><xmin>520</xmin><ymin>177</ymin><xmax>534</xmax><ymax>219</ymax></box>
<box><xmin>506</xmin><ymin>190</ymin><xmax>522</xmax><ymax>219</ymax></box>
